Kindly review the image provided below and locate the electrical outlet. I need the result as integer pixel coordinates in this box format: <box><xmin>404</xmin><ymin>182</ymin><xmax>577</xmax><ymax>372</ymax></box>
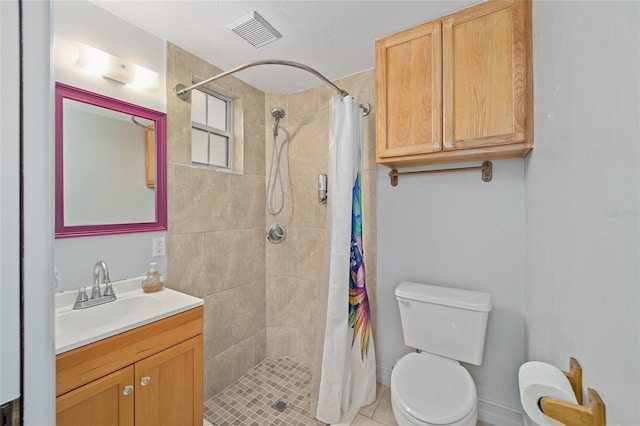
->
<box><xmin>152</xmin><ymin>237</ymin><xmax>165</xmax><ymax>257</ymax></box>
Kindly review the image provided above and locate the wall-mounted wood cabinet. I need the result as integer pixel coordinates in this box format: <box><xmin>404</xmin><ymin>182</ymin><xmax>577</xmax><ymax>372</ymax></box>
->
<box><xmin>376</xmin><ymin>0</ymin><xmax>532</xmax><ymax>168</ymax></box>
<box><xmin>56</xmin><ymin>307</ymin><xmax>203</xmax><ymax>426</ymax></box>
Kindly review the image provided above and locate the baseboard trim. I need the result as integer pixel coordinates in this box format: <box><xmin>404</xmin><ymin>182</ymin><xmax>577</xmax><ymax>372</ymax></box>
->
<box><xmin>477</xmin><ymin>399</ymin><xmax>523</xmax><ymax>426</ymax></box>
<box><xmin>376</xmin><ymin>364</ymin><xmax>392</xmax><ymax>387</ymax></box>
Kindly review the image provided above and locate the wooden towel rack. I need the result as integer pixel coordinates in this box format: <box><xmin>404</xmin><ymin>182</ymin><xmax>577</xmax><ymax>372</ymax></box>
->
<box><xmin>539</xmin><ymin>357</ymin><xmax>606</xmax><ymax>426</ymax></box>
<box><xmin>389</xmin><ymin>161</ymin><xmax>492</xmax><ymax>186</ymax></box>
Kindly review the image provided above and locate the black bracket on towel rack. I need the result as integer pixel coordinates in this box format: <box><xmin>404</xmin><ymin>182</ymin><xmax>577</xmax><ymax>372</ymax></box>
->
<box><xmin>389</xmin><ymin>161</ymin><xmax>492</xmax><ymax>187</ymax></box>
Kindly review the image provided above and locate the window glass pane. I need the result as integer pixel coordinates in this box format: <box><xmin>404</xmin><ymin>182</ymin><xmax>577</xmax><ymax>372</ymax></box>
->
<box><xmin>207</xmin><ymin>95</ymin><xmax>227</xmax><ymax>130</ymax></box>
<box><xmin>191</xmin><ymin>89</ymin><xmax>207</xmax><ymax>124</ymax></box>
<box><xmin>191</xmin><ymin>128</ymin><xmax>209</xmax><ymax>164</ymax></box>
<box><xmin>209</xmin><ymin>133</ymin><xmax>228</xmax><ymax>168</ymax></box>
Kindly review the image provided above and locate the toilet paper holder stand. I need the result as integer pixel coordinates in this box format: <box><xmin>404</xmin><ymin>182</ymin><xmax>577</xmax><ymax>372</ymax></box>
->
<box><xmin>539</xmin><ymin>357</ymin><xmax>606</xmax><ymax>426</ymax></box>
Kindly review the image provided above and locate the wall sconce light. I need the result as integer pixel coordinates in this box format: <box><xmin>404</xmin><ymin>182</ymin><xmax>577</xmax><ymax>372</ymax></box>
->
<box><xmin>73</xmin><ymin>43</ymin><xmax>159</xmax><ymax>91</ymax></box>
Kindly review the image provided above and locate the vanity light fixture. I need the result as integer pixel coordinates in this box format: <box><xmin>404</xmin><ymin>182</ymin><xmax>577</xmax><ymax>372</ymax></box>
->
<box><xmin>73</xmin><ymin>43</ymin><xmax>159</xmax><ymax>91</ymax></box>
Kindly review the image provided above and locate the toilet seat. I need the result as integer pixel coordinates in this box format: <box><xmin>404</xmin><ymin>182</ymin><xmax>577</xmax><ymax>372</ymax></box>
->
<box><xmin>391</xmin><ymin>352</ymin><xmax>476</xmax><ymax>425</ymax></box>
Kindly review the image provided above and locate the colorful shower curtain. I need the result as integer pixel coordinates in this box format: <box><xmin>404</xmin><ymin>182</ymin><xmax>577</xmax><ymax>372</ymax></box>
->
<box><xmin>313</xmin><ymin>95</ymin><xmax>376</xmax><ymax>424</ymax></box>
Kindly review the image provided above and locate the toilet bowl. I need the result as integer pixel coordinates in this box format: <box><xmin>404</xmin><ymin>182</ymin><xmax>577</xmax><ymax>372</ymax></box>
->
<box><xmin>391</xmin><ymin>282</ymin><xmax>492</xmax><ymax>426</ymax></box>
<box><xmin>390</xmin><ymin>352</ymin><xmax>477</xmax><ymax>426</ymax></box>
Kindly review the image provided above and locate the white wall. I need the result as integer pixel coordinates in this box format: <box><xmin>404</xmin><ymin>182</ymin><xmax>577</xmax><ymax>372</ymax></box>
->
<box><xmin>55</xmin><ymin>231</ymin><xmax>166</xmax><ymax>290</ymax></box>
<box><xmin>54</xmin><ymin>0</ymin><xmax>165</xmax><ymax>112</ymax></box>
<box><xmin>22</xmin><ymin>1</ymin><xmax>55</xmax><ymax>423</ymax></box>
<box><xmin>526</xmin><ymin>2</ymin><xmax>640</xmax><ymax>425</ymax></box>
<box><xmin>376</xmin><ymin>159</ymin><xmax>525</xmax><ymax>423</ymax></box>
<box><xmin>53</xmin><ymin>1</ymin><xmax>168</xmax><ymax>290</ymax></box>
<box><xmin>0</xmin><ymin>0</ymin><xmax>22</xmax><ymax>408</ymax></box>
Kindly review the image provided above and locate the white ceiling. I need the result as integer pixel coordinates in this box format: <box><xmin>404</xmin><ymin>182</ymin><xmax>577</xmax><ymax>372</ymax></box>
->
<box><xmin>90</xmin><ymin>0</ymin><xmax>476</xmax><ymax>95</ymax></box>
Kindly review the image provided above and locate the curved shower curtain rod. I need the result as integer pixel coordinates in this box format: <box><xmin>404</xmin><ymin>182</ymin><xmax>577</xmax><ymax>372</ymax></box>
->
<box><xmin>173</xmin><ymin>59</ymin><xmax>371</xmax><ymax>116</ymax></box>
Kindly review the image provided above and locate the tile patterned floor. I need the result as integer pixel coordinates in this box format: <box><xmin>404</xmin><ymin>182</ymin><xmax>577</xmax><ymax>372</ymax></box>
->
<box><xmin>204</xmin><ymin>358</ymin><xmax>492</xmax><ymax>426</ymax></box>
<box><xmin>354</xmin><ymin>383</ymin><xmax>396</xmax><ymax>425</ymax></box>
<box><xmin>204</xmin><ymin>358</ymin><xmax>326</xmax><ymax>425</ymax></box>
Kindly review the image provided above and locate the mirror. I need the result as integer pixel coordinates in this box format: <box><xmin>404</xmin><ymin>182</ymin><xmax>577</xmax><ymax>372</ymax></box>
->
<box><xmin>55</xmin><ymin>82</ymin><xmax>167</xmax><ymax>238</ymax></box>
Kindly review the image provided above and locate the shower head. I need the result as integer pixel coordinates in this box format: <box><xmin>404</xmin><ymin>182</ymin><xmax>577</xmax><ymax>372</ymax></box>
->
<box><xmin>271</xmin><ymin>107</ymin><xmax>285</xmax><ymax>137</ymax></box>
<box><xmin>271</xmin><ymin>107</ymin><xmax>285</xmax><ymax>119</ymax></box>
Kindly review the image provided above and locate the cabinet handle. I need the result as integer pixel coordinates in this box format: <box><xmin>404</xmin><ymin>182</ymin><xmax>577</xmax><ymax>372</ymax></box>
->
<box><xmin>140</xmin><ymin>376</ymin><xmax>151</xmax><ymax>386</ymax></box>
<box><xmin>444</xmin><ymin>141</ymin><xmax>453</xmax><ymax>149</ymax></box>
<box><xmin>123</xmin><ymin>385</ymin><xmax>133</xmax><ymax>396</ymax></box>
<box><xmin>433</xmin><ymin>142</ymin><xmax>441</xmax><ymax>150</ymax></box>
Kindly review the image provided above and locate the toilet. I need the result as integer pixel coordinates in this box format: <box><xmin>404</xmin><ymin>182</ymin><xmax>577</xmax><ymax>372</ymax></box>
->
<box><xmin>391</xmin><ymin>281</ymin><xmax>492</xmax><ymax>426</ymax></box>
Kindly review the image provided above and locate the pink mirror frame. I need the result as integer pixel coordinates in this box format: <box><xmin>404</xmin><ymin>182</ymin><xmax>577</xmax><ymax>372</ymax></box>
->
<box><xmin>55</xmin><ymin>82</ymin><xmax>167</xmax><ymax>238</ymax></box>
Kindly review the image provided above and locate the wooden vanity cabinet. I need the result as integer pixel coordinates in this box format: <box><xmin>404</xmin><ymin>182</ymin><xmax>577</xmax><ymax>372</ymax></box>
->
<box><xmin>56</xmin><ymin>307</ymin><xmax>203</xmax><ymax>426</ymax></box>
<box><xmin>376</xmin><ymin>0</ymin><xmax>532</xmax><ymax>167</ymax></box>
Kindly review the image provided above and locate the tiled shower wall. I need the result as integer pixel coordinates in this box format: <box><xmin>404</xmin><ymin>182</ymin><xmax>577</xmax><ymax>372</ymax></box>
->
<box><xmin>264</xmin><ymin>70</ymin><xmax>378</xmax><ymax>369</ymax></box>
<box><xmin>166</xmin><ymin>43</ymin><xmax>267</xmax><ymax>400</ymax></box>
<box><xmin>165</xmin><ymin>41</ymin><xmax>377</xmax><ymax>399</ymax></box>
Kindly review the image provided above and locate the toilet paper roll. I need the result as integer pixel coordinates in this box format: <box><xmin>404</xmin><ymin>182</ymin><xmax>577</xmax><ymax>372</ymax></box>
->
<box><xmin>518</xmin><ymin>361</ymin><xmax>578</xmax><ymax>426</ymax></box>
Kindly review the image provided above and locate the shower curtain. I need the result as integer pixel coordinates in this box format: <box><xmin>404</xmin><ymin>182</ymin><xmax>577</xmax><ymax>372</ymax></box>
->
<box><xmin>312</xmin><ymin>95</ymin><xmax>376</xmax><ymax>424</ymax></box>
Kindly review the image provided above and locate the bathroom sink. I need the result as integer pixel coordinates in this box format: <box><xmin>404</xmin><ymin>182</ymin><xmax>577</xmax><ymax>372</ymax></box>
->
<box><xmin>56</xmin><ymin>296</ymin><xmax>161</xmax><ymax>333</ymax></box>
<box><xmin>55</xmin><ymin>277</ymin><xmax>203</xmax><ymax>354</ymax></box>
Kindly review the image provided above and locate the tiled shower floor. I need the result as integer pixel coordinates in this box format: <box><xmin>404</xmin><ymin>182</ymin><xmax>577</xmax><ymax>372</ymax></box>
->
<box><xmin>204</xmin><ymin>358</ymin><xmax>326</xmax><ymax>426</ymax></box>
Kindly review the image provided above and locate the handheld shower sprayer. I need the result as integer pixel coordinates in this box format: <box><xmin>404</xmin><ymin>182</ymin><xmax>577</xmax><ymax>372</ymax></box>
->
<box><xmin>271</xmin><ymin>107</ymin><xmax>285</xmax><ymax>137</ymax></box>
<box><xmin>267</xmin><ymin>106</ymin><xmax>288</xmax><ymax>217</ymax></box>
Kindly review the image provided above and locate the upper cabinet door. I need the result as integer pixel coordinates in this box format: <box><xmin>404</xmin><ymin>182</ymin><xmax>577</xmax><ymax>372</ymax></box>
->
<box><xmin>376</xmin><ymin>20</ymin><xmax>442</xmax><ymax>159</ymax></box>
<box><xmin>442</xmin><ymin>0</ymin><xmax>529</xmax><ymax>152</ymax></box>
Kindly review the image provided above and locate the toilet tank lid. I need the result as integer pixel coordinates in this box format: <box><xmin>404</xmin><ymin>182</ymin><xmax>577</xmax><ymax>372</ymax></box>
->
<box><xmin>396</xmin><ymin>281</ymin><xmax>492</xmax><ymax>312</ymax></box>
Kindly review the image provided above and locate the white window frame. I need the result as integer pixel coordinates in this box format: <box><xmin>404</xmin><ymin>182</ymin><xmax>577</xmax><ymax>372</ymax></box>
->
<box><xmin>191</xmin><ymin>87</ymin><xmax>233</xmax><ymax>170</ymax></box>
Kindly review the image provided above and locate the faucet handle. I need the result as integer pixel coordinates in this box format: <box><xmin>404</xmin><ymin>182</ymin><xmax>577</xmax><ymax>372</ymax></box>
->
<box><xmin>71</xmin><ymin>287</ymin><xmax>89</xmax><ymax>309</ymax></box>
<box><xmin>103</xmin><ymin>281</ymin><xmax>115</xmax><ymax>297</ymax></box>
<box><xmin>76</xmin><ymin>286</ymin><xmax>89</xmax><ymax>303</ymax></box>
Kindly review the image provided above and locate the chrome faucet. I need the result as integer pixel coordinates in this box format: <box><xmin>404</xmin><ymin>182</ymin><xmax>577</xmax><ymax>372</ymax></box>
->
<box><xmin>72</xmin><ymin>260</ymin><xmax>117</xmax><ymax>309</ymax></box>
<box><xmin>92</xmin><ymin>260</ymin><xmax>112</xmax><ymax>298</ymax></box>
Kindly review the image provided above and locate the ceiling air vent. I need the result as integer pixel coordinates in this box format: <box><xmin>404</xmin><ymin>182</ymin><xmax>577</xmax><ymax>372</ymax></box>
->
<box><xmin>226</xmin><ymin>11</ymin><xmax>282</xmax><ymax>48</ymax></box>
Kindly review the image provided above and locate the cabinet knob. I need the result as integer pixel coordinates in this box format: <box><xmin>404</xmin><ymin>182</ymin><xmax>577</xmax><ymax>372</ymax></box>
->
<box><xmin>433</xmin><ymin>142</ymin><xmax>441</xmax><ymax>150</ymax></box>
<box><xmin>123</xmin><ymin>385</ymin><xmax>133</xmax><ymax>396</ymax></box>
<box><xmin>140</xmin><ymin>376</ymin><xmax>151</xmax><ymax>386</ymax></box>
<box><xmin>444</xmin><ymin>141</ymin><xmax>453</xmax><ymax>149</ymax></box>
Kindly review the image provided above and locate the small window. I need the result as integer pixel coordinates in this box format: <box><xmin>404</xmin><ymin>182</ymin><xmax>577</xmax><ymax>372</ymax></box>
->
<box><xmin>191</xmin><ymin>88</ymin><xmax>232</xmax><ymax>169</ymax></box>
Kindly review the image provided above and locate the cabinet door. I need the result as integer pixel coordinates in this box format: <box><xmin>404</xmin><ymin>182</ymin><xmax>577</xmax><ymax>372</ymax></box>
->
<box><xmin>376</xmin><ymin>20</ymin><xmax>442</xmax><ymax>159</ymax></box>
<box><xmin>134</xmin><ymin>335</ymin><xmax>203</xmax><ymax>426</ymax></box>
<box><xmin>56</xmin><ymin>365</ymin><xmax>134</xmax><ymax>426</ymax></box>
<box><xmin>442</xmin><ymin>0</ymin><xmax>530</xmax><ymax>151</ymax></box>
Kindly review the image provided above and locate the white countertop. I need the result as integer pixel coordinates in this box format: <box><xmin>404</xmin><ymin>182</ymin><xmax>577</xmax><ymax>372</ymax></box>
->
<box><xmin>55</xmin><ymin>277</ymin><xmax>203</xmax><ymax>355</ymax></box>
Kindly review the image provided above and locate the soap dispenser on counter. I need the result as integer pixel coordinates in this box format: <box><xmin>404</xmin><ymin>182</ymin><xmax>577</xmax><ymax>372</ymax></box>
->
<box><xmin>142</xmin><ymin>262</ymin><xmax>164</xmax><ymax>293</ymax></box>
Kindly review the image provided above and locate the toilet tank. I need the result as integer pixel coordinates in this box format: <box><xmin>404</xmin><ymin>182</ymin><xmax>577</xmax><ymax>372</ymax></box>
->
<box><xmin>395</xmin><ymin>281</ymin><xmax>492</xmax><ymax>366</ymax></box>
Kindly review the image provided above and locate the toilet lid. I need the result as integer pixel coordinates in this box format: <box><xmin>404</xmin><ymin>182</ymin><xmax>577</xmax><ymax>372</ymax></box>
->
<box><xmin>391</xmin><ymin>352</ymin><xmax>476</xmax><ymax>425</ymax></box>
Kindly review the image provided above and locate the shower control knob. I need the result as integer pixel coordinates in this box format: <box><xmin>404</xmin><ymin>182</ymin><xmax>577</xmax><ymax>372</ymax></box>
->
<box><xmin>266</xmin><ymin>224</ymin><xmax>287</xmax><ymax>244</ymax></box>
<box><xmin>444</xmin><ymin>141</ymin><xmax>453</xmax><ymax>149</ymax></box>
<box><xmin>433</xmin><ymin>142</ymin><xmax>441</xmax><ymax>150</ymax></box>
